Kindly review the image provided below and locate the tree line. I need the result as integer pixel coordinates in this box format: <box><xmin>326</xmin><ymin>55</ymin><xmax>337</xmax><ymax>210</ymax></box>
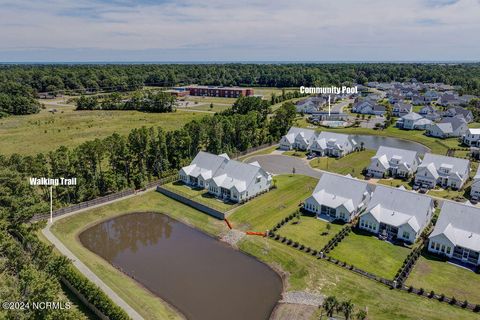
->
<box><xmin>76</xmin><ymin>90</ymin><xmax>176</xmax><ymax>112</ymax></box>
<box><xmin>1</xmin><ymin>63</ymin><xmax>480</xmax><ymax>116</ymax></box>
<box><xmin>0</xmin><ymin>99</ymin><xmax>296</xmax><ymax>318</ymax></box>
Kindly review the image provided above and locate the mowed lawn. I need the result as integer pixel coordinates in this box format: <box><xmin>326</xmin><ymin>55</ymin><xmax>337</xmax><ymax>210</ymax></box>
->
<box><xmin>377</xmin><ymin>178</ymin><xmax>413</xmax><ymax>190</ymax></box>
<box><xmin>329</xmin><ymin>229</ymin><xmax>411</xmax><ymax>279</ymax></box>
<box><xmin>240</xmin><ymin>237</ymin><xmax>478</xmax><ymax>320</ymax></box>
<box><xmin>162</xmin><ymin>181</ymin><xmax>237</xmax><ymax>212</ymax></box>
<box><xmin>0</xmin><ymin>103</ymin><xmax>205</xmax><ymax>155</ymax></box>
<box><xmin>278</xmin><ymin>215</ymin><xmax>344</xmax><ymax>250</ymax></box>
<box><xmin>310</xmin><ymin>150</ymin><xmax>375</xmax><ymax>178</ymax></box>
<box><xmin>229</xmin><ymin>174</ymin><xmax>318</xmax><ymax>231</ymax></box>
<box><xmin>51</xmin><ymin>190</ymin><xmax>225</xmax><ymax>320</ymax></box>
<box><xmin>406</xmin><ymin>253</ymin><xmax>480</xmax><ymax>303</ymax></box>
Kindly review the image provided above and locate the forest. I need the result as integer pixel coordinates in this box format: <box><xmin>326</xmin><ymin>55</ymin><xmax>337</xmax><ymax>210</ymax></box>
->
<box><xmin>1</xmin><ymin>63</ymin><xmax>480</xmax><ymax>116</ymax></box>
<box><xmin>0</xmin><ymin>98</ymin><xmax>296</xmax><ymax>319</ymax></box>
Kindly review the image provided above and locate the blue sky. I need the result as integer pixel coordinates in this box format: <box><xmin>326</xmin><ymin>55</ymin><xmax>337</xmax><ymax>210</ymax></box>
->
<box><xmin>0</xmin><ymin>0</ymin><xmax>479</xmax><ymax>62</ymax></box>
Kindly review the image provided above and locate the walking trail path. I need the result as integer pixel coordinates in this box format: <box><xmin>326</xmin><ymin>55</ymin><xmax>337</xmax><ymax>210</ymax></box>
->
<box><xmin>42</xmin><ymin>189</ymin><xmax>153</xmax><ymax>320</ymax></box>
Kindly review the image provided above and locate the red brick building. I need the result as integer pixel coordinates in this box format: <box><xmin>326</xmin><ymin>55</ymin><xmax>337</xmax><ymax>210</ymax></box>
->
<box><xmin>186</xmin><ymin>86</ymin><xmax>254</xmax><ymax>98</ymax></box>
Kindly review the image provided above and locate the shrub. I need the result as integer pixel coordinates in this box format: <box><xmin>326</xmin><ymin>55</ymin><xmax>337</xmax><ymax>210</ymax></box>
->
<box><xmin>408</xmin><ymin>286</ymin><xmax>414</xmax><ymax>292</ymax></box>
<box><xmin>439</xmin><ymin>294</ymin><xmax>445</xmax><ymax>302</ymax></box>
<box><xmin>429</xmin><ymin>290</ymin><xmax>435</xmax><ymax>298</ymax></box>
<box><xmin>474</xmin><ymin>304</ymin><xmax>480</xmax><ymax>312</ymax></box>
<box><xmin>418</xmin><ymin>288</ymin><xmax>424</xmax><ymax>295</ymax></box>
<box><xmin>450</xmin><ymin>297</ymin><xmax>457</xmax><ymax>305</ymax></box>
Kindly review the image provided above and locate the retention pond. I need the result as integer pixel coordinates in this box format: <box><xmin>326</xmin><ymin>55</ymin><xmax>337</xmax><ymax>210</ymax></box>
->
<box><xmin>79</xmin><ymin>212</ymin><xmax>282</xmax><ymax>320</ymax></box>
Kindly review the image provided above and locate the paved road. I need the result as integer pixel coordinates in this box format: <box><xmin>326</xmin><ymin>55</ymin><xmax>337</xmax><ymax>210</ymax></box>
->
<box><xmin>248</xmin><ymin>154</ymin><xmax>323</xmax><ymax>179</ymax></box>
<box><xmin>331</xmin><ymin>99</ymin><xmax>353</xmax><ymax>113</ymax></box>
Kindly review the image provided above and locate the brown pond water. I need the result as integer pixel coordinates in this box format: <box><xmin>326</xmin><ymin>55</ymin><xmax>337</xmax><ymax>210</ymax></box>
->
<box><xmin>79</xmin><ymin>212</ymin><xmax>283</xmax><ymax>320</ymax></box>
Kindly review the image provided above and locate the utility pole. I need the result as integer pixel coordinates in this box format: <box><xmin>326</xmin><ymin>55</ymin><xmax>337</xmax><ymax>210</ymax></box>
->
<box><xmin>50</xmin><ymin>186</ymin><xmax>53</xmax><ymax>223</ymax></box>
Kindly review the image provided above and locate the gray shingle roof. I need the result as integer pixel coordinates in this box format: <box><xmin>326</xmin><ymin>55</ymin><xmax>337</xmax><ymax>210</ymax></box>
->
<box><xmin>373</xmin><ymin>146</ymin><xmax>419</xmax><ymax>166</ymax></box>
<box><xmin>431</xmin><ymin>201</ymin><xmax>480</xmax><ymax>252</ymax></box>
<box><xmin>419</xmin><ymin>153</ymin><xmax>469</xmax><ymax>176</ymax></box>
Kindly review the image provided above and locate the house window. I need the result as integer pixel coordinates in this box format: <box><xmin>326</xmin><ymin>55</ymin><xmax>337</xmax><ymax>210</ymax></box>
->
<box><xmin>430</xmin><ymin>241</ymin><xmax>435</xmax><ymax>249</ymax></box>
<box><xmin>256</xmin><ymin>177</ymin><xmax>261</xmax><ymax>183</ymax></box>
<box><xmin>361</xmin><ymin>220</ymin><xmax>365</xmax><ymax>227</ymax></box>
<box><xmin>441</xmin><ymin>245</ymin><xmax>445</xmax><ymax>253</ymax></box>
<box><xmin>403</xmin><ymin>231</ymin><xmax>410</xmax><ymax>239</ymax></box>
<box><xmin>435</xmin><ymin>243</ymin><xmax>440</xmax><ymax>250</ymax></box>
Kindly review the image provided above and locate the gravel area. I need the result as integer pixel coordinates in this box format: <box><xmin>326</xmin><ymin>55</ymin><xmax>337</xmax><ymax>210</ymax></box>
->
<box><xmin>220</xmin><ymin>229</ymin><xmax>246</xmax><ymax>247</ymax></box>
<box><xmin>280</xmin><ymin>291</ymin><xmax>324</xmax><ymax>306</ymax></box>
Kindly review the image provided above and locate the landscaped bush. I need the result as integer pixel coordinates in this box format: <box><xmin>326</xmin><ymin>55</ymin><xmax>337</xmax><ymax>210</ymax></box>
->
<box><xmin>474</xmin><ymin>304</ymin><xmax>480</xmax><ymax>312</ymax></box>
<box><xmin>439</xmin><ymin>294</ymin><xmax>445</xmax><ymax>302</ymax></box>
<box><xmin>429</xmin><ymin>290</ymin><xmax>435</xmax><ymax>298</ymax></box>
<box><xmin>450</xmin><ymin>297</ymin><xmax>457</xmax><ymax>305</ymax></box>
<box><xmin>462</xmin><ymin>300</ymin><xmax>468</xmax><ymax>308</ymax></box>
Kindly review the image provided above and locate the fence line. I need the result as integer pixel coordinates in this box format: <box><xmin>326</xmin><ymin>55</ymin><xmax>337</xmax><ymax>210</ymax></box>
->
<box><xmin>233</xmin><ymin>142</ymin><xmax>278</xmax><ymax>159</ymax></box>
<box><xmin>31</xmin><ymin>175</ymin><xmax>176</xmax><ymax>222</ymax></box>
<box><xmin>156</xmin><ymin>186</ymin><xmax>225</xmax><ymax>220</ymax></box>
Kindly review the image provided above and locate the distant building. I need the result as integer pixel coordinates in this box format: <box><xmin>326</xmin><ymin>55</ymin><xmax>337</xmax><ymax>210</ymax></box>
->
<box><xmin>392</xmin><ymin>102</ymin><xmax>412</xmax><ymax>117</ymax></box>
<box><xmin>470</xmin><ymin>166</ymin><xmax>480</xmax><ymax>200</ymax></box>
<box><xmin>426</xmin><ymin>116</ymin><xmax>468</xmax><ymax>138</ymax></box>
<box><xmin>186</xmin><ymin>85</ymin><xmax>254</xmax><ymax>98</ymax></box>
<box><xmin>463</xmin><ymin>128</ymin><xmax>480</xmax><ymax>147</ymax></box>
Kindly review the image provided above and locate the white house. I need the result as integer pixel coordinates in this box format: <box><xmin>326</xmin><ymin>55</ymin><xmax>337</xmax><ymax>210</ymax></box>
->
<box><xmin>208</xmin><ymin>159</ymin><xmax>272</xmax><ymax>203</ymax></box>
<box><xmin>367</xmin><ymin>146</ymin><xmax>420</xmax><ymax>178</ymax></box>
<box><xmin>392</xmin><ymin>102</ymin><xmax>412</xmax><ymax>117</ymax></box>
<box><xmin>426</xmin><ymin>117</ymin><xmax>468</xmax><ymax>138</ymax></box>
<box><xmin>359</xmin><ymin>185</ymin><xmax>434</xmax><ymax>243</ymax></box>
<box><xmin>309</xmin><ymin>132</ymin><xmax>358</xmax><ymax>158</ymax></box>
<box><xmin>180</xmin><ymin>151</ymin><xmax>272</xmax><ymax>203</ymax></box>
<box><xmin>279</xmin><ymin>127</ymin><xmax>317</xmax><ymax>150</ymax></box>
<box><xmin>414</xmin><ymin>153</ymin><xmax>470</xmax><ymax>190</ymax></box>
<box><xmin>463</xmin><ymin>128</ymin><xmax>480</xmax><ymax>147</ymax></box>
<box><xmin>352</xmin><ymin>101</ymin><xmax>386</xmax><ymax>115</ymax></box>
<box><xmin>179</xmin><ymin>151</ymin><xmax>230</xmax><ymax>188</ymax></box>
<box><xmin>296</xmin><ymin>97</ymin><xmax>325</xmax><ymax>114</ymax></box>
<box><xmin>470</xmin><ymin>166</ymin><xmax>480</xmax><ymax>200</ymax></box>
<box><xmin>396</xmin><ymin>112</ymin><xmax>432</xmax><ymax>130</ymax></box>
<box><xmin>303</xmin><ymin>173</ymin><xmax>373</xmax><ymax>222</ymax></box>
<box><xmin>428</xmin><ymin>201</ymin><xmax>480</xmax><ymax>266</ymax></box>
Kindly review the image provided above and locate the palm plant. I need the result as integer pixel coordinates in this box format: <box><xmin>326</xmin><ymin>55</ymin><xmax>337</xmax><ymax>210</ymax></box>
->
<box><xmin>322</xmin><ymin>295</ymin><xmax>338</xmax><ymax>317</ymax></box>
<box><xmin>341</xmin><ymin>300</ymin><xmax>355</xmax><ymax>320</ymax></box>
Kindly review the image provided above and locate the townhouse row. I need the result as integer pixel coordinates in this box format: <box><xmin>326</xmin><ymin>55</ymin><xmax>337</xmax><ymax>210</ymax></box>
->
<box><xmin>303</xmin><ymin>172</ymin><xmax>480</xmax><ymax>266</ymax></box>
<box><xmin>179</xmin><ymin>151</ymin><xmax>273</xmax><ymax>203</ymax></box>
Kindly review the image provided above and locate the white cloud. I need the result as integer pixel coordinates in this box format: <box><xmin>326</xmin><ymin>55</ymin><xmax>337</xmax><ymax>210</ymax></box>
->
<box><xmin>0</xmin><ymin>0</ymin><xmax>479</xmax><ymax>61</ymax></box>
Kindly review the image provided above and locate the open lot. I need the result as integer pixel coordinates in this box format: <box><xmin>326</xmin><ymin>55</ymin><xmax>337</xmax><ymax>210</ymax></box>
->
<box><xmin>229</xmin><ymin>174</ymin><xmax>318</xmax><ymax>231</ymax></box>
<box><xmin>309</xmin><ymin>150</ymin><xmax>375</xmax><ymax>178</ymax></box>
<box><xmin>406</xmin><ymin>253</ymin><xmax>480</xmax><ymax>304</ymax></box>
<box><xmin>328</xmin><ymin>229</ymin><xmax>412</xmax><ymax>280</ymax></box>
<box><xmin>0</xmin><ymin>103</ymin><xmax>205</xmax><ymax>155</ymax></box>
<box><xmin>277</xmin><ymin>215</ymin><xmax>343</xmax><ymax>251</ymax></box>
<box><xmin>162</xmin><ymin>181</ymin><xmax>237</xmax><ymax>212</ymax></box>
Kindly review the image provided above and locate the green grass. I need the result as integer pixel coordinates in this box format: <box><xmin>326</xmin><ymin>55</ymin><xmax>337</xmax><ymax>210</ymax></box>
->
<box><xmin>185</xmin><ymin>104</ymin><xmax>231</xmax><ymax>112</ymax></box>
<box><xmin>329</xmin><ymin>229</ymin><xmax>411</xmax><ymax>279</ymax></box>
<box><xmin>0</xmin><ymin>103</ymin><xmax>205</xmax><ymax>155</ymax></box>
<box><xmin>229</xmin><ymin>175</ymin><xmax>318</xmax><ymax>231</ymax></box>
<box><xmin>277</xmin><ymin>215</ymin><xmax>343</xmax><ymax>251</ymax></box>
<box><xmin>309</xmin><ymin>150</ymin><xmax>375</xmax><ymax>178</ymax></box>
<box><xmin>239</xmin><ymin>237</ymin><xmax>478</xmax><ymax>320</ymax></box>
<box><xmin>162</xmin><ymin>181</ymin><xmax>237</xmax><ymax>212</ymax></box>
<box><xmin>237</xmin><ymin>145</ymin><xmax>279</xmax><ymax>161</ymax></box>
<box><xmin>294</xmin><ymin>118</ymin><xmax>463</xmax><ymax>155</ymax></box>
<box><xmin>283</xmin><ymin>150</ymin><xmax>309</xmax><ymax>158</ymax></box>
<box><xmin>406</xmin><ymin>253</ymin><xmax>480</xmax><ymax>304</ymax></box>
<box><xmin>50</xmin><ymin>190</ymin><xmax>224</xmax><ymax>320</ymax></box>
<box><xmin>377</xmin><ymin>178</ymin><xmax>413</xmax><ymax>190</ymax></box>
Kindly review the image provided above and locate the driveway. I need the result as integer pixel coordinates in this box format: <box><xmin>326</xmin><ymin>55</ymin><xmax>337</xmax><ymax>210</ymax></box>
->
<box><xmin>248</xmin><ymin>154</ymin><xmax>322</xmax><ymax>179</ymax></box>
<box><xmin>331</xmin><ymin>99</ymin><xmax>353</xmax><ymax>113</ymax></box>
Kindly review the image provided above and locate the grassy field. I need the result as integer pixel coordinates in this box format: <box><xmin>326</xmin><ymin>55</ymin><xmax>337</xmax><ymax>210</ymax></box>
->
<box><xmin>329</xmin><ymin>229</ymin><xmax>411</xmax><ymax>280</ymax></box>
<box><xmin>406</xmin><ymin>253</ymin><xmax>480</xmax><ymax>304</ymax></box>
<box><xmin>283</xmin><ymin>150</ymin><xmax>309</xmax><ymax>158</ymax></box>
<box><xmin>229</xmin><ymin>175</ymin><xmax>318</xmax><ymax>231</ymax></box>
<box><xmin>277</xmin><ymin>215</ymin><xmax>343</xmax><ymax>251</ymax></box>
<box><xmin>309</xmin><ymin>150</ymin><xmax>375</xmax><ymax>178</ymax></box>
<box><xmin>237</xmin><ymin>145</ymin><xmax>278</xmax><ymax>161</ymax></box>
<box><xmin>162</xmin><ymin>181</ymin><xmax>237</xmax><ymax>212</ymax></box>
<box><xmin>0</xmin><ymin>103</ymin><xmax>205</xmax><ymax>155</ymax></box>
<box><xmin>239</xmin><ymin>237</ymin><xmax>477</xmax><ymax>320</ymax></box>
<box><xmin>50</xmin><ymin>190</ymin><xmax>224</xmax><ymax>320</ymax></box>
<box><xmin>294</xmin><ymin>118</ymin><xmax>464</xmax><ymax>155</ymax></box>
<box><xmin>377</xmin><ymin>178</ymin><xmax>413</xmax><ymax>190</ymax></box>
<box><xmin>183</xmin><ymin>104</ymin><xmax>231</xmax><ymax>113</ymax></box>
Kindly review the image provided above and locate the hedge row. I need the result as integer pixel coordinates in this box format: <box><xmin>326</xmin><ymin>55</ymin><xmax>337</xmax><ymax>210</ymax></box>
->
<box><xmin>269</xmin><ymin>232</ymin><xmax>321</xmax><ymax>258</ymax></box>
<box><xmin>403</xmin><ymin>285</ymin><xmax>480</xmax><ymax>312</ymax></box>
<box><xmin>60</xmin><ymin>264</ymin><xmax>130</xmax><ymax>319</ymax></box>
<box><xmin>271</xmin><ymin>211</ymin><xmax>301</xmax><ymax>233</ymax></box>
<box><xmin>321</xmin><ymin>225</ymin><xmax>352</xmax><ymax>253</ymax></box>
